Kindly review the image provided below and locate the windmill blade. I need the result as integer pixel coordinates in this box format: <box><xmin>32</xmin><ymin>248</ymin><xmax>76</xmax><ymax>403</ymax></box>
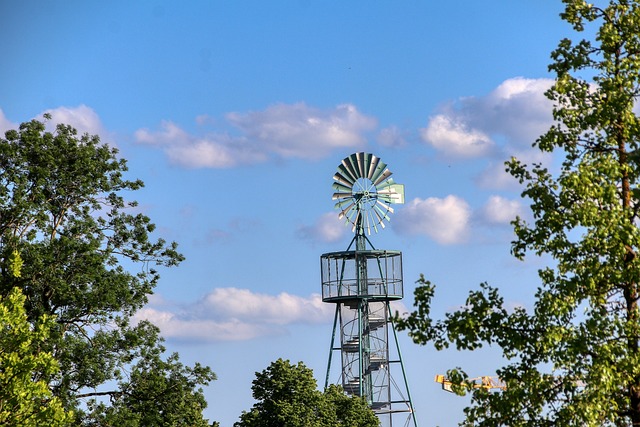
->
<box><xmin>366</xmin><ymin>154</ymin><xmax>379</xmax><ymax>180</ymax></box>
<box><xmin>376</xmin><ymin>199</ymin><xmax>394</xmax><ymax>215</ymax></box>
<box><xmin>335</xmin><ymin>198</ymin><xmax>354</xmax><ymax>210</ymax></box>
<box><xmin>338</xmin><ymin>202</ymin><xmax>355</xmax><ymax>219</ymax></box>
<box><xmin>351</xmin><ymin>211</ymin><xmax>361</xmax><ymax>232</ymax></box>
<box><xmin>373</xmin><ymin>202</ymin><xmax>392</xmax><ymax>223</ymax></box>
<box><xmin>347</xmin><ymin>209</ymin><xmax>359</xmax><ymax>228</ymax></box>
<box><xmin>333</xmin><ymin>171</ymin><xmax>355</xmax><ymax>188</ymax></box>
<box><xmin>347</xmin><ymin>205</ymin><xmax>359</xmax><ymax>222</ymax></box>
<box><xmin>336</xmin><ymin>164</ymin><xmax>356</xmax><ymax>185</ymax></box>
<box><xmin>373</xmin><ymin>168</ymin><xmax>393</xmax><ymax>186</ymax></box>
<box><xmin>356</xmin><ymin>152</ymin><xmax>367</xmax><ymax>179</ymax></box>
<box><xmin>344</xmin><ymin>155</ymin><xmax>360</xmax><ymax>181</ymax></box>
<box><xmin>372</xmin><ymin>208</ymin><xmax>386</xmax><ymax>229</ymax></box>
<box><xmin>371</xmin><ymin>212</ymin><xmax>380</xmax><ymax>233</ymax></box>
<box><xmin>368</xmin><ymin>210</ymin><xmax>379</xmax><ymax>234</ymax></box>
<box><xmin>355</xmin><ymin>152</ymin><xmax>363</xmax><ymax>178</ymax></box>
<box><xmin>370</xmin><ymin>159</ymin><xmax>388</xmax><ymax>183</ymax></box>
<box><xmin>376</xmin><ymin>177</ymin><xmax>394</xmax><ymax>189</ymax></box>
<box><xmin>364</xmin><ymin>209</ymin><xmax>371</xmax><ymax>235</ymax></box>
<box><xmin>373</xmin><ymin>205</ymin><xmax>390</xmax><ymax>223</ymax></box>
<box><xmin>333</xmin><ymin>198</ymin><xmax>352</xmax><ymax>206</ymax></box>
<box><xmin>332</xmin><ymin>181</ymin><xmax>352</xmax><ymax>192</ymax></box>
<box><xmin>332</xmin><ymin>191</ymin><xmax>353</xmax><ymax>200</ymax></box>
<box><xmin>368</xmin><ymin>210</ymin><xmax>377</xmax><ymax>235</ymax></box>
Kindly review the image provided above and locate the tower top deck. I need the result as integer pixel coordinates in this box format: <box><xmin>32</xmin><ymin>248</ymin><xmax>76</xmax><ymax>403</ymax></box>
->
<box><xmin>320</xmin><ymin>249</ymin><xmax>403</xmax><ymax>303</ymax></box>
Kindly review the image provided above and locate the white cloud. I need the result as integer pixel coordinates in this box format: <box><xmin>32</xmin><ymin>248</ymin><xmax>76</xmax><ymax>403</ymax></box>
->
<box><xmin>226</xmin><ymin>103</ymin><xmax>376</xmax><ymax>159</ymax></box>
<box><xmin>135</xmin><ymin>120</ymin><xmax>266</xmax><ymax>168</ymax></box>
<box><xmin>391</xmin><ymin>194</ymin><xmax>526</xmax><ymax>244</ymax></box>
<box><xmin>478</xmin><ymin>195</ymin><xmax>523</xmax><ymax>226</ymax></box>
<box><xmin>198</xmin><ymin>288</ymin><xmax>332</xmax><ymax>325</ymax></box>
<box><xmin>475</xmin><ymin>147</ymin><xmax>551</xmax><ymax>190</ymax></box>
<box><xmin>296</xmin><ymin>212</ymin><xmax>347</xmax><ymax>243</ymax></box>
<box><xmin>165</xmin><ymin>137</ymin><xmax>246</xmax><ymax>168</ymax></box>
<box><xmin>474</xmin><ymin>161</ymin><xmax>518</xmax><ymax>189</ymax></box>
<box><xmin>134</xmin><ymin>307</ymin><xmax>277</xmax><ymax>341</ymax></box>
<box><xmin>137</xmin><ymin>103</ymin><xmax>377</xmax><ymax>168</ymax></box>
<box><xmin>377</xmin><ymin>125</ymin><xmax>408</xmax><ymax>148</ymax></box>
<box><xmin>393</xmin><ymin>195</ymin><xmax>471</xmax><ymax>244</ymax></box>
<box><xmin>0</xmin><ymin>105</ymin><xmax>113</xmax><ymax>146</ymax></box>
<box><xmin>420</xmin><ymin>77</ymin><xmax>555</xmax><ymax>174</ymax></box>
<box><xmin>0</xmin><ymin>109</ymin><xmax>16</xmax><ymax>135</ymax></box>
<box><xmin>133</xmin><ymin>288</ymin><xmax>335</xmax><ymax>342</ymax></box>
<box><xmin>136</xmin><ymin>120</ymin><xmax>189</xmax><ymax>145</ymax></box>
<box><xmin>42</xmin><ymin>105</ymin><xmax>114</xmax><ymax>146</ymax></box>
<box><xmin>421</xmin><ymin>114</ymin><xmax>494</xmax><ymax>158</ymax></box>
<box><xmin>483</xmin><ymin>78</ymin><xmax>555</xmax><ymax>146</ymax></box>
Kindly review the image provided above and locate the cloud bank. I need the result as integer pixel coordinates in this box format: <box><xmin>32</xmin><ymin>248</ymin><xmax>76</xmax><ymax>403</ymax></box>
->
<box><xmin>479</xmin><ymin>195</ymin><xmax>524</xmax><ymax>226</ymax></box>
<box><xmin>136</xmin><ymin>103</ymin><xmax>377</xmax><ymax>168</ymax></box>
<box><xmin>421</xmin><ymin>77</ymin><xmax>555</xmax><ymax>189</ymax></box>
<box><xmin>135</xmin><ymin>287</ymin><xmax>410</xmax><ymax>343</ymax></box>
<box><xmin>134</xmin><ymin>288</ymin><xmax>335</xmax><ymax>342</ymax></box>
<box><xmin>394</xmin><ymin>195</ymin><xmax>472</xmax><ymax>244</ymax></box>
<box><xmin>422</xmin><ymin>77</ymin><xmax>554</xmax><ymax>156</ymax></box>
<box><xmin>389</xmin><ymin>194</ymin><xmax>523</xmax><ymax>245</ymax></box>
<box><xmin>421</xmin><ymin>115</ymin><xmax>494</xmax><ymax>158</ymax></box>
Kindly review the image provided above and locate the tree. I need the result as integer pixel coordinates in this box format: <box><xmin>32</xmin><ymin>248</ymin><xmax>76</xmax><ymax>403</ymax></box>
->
<box><xmin>84</xmin><ymin>334</ymin><xmax>215</xmax><ymax>427</ymax></box>
<box><xmin>0</xmin><ymin>117</ymin><xmax>216</xmax><ymax>424</ymax></box>
<box><xmin>321</xmin><ymin>385</ymin><xmax>380</xmax><ymax>427</ymax></box>
<box><xmin>396</xmin><ymin>1</ymin><xmax>640</xmax><ymax>425</ymax></box>
<box><xmin>0</xmin><ymin>287</ymin><xmax>72</xmax><ymax>426</ymax></box>
<box><xmin>234</xmin><ymin>359</ymin><xmax>379</xmax><ymax>427</ymax></box>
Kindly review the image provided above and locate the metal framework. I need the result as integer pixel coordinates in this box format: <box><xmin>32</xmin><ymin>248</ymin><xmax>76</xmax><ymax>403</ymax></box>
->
<box><xmin>321</xmin><ymin>152</ymin><xmax>418</xmax><ymax>427</ymax></box>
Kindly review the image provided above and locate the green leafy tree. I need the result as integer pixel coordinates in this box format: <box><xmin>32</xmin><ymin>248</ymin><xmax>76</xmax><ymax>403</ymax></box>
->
<box><xmin>396</xmin><ymin>1</ymin><xmax>640</xmax><ymax>425</ymax></box>
<box><xmin>0</xmin><ymin>117</ymin><xmax>216</xmax><ymax>425</ymax></box>
<box><xmin>321</xmin><ymin>384</ymin><xmax>380</xmax><ymax>427</ymax></box>
<box><xmin>0</xmin><ymin>287</ymin><xmax>72</xmax><ymax>426</ymax></box>
<box><xmin>234</xmin><ymin>359</ymin><xmax>379</xmax><ymax>427</ymax></box>
<box><xmin>84</xmin><ymin>328</ymin><xmax>215</xmax><ymax>427</ymax></box>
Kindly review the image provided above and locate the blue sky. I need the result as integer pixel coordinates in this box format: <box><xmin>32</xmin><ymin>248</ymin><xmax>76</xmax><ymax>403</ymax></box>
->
<box><xmin>2</xmin><ymin>1</ymin><xmax>572</xmax><ymax>426</ymax></box>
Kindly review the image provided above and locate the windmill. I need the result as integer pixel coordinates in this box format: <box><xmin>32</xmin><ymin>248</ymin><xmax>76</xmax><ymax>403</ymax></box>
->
<box><xmin>320</xmin><ymin>152</ymin><xmax>418</xmax><ymax>427</ymax></box>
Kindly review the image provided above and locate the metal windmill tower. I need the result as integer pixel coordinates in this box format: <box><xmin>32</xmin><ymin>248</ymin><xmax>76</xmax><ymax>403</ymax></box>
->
<box><xmin>320</xmin><ymin>152</ymin><xmax>418</xmax><ymax>427</ymax></box>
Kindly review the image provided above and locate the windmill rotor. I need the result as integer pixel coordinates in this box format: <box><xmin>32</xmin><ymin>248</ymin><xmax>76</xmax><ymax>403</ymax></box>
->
<box><xmin>332</xmin><ymin>152</ymin><xmax>404</xmax><ymax>235</ymax></box>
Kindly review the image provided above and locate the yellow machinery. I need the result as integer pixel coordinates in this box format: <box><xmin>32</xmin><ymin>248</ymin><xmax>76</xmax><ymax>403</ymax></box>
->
<box><xmin>435</xmin><ymin>374</ymin><xmax>586</xmax><ymax>393</ymax></box>
<box><xmin>434</xmin><ymin>374</ymin><xmax>506</xmax><ymax>393</ymax></box>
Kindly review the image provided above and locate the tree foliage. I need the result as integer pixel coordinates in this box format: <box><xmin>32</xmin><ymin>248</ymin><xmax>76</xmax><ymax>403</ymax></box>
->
<box><xmin>397</xmin><ymin>1</ymin><xmax>640</xmax><ymax>425</ymax></box>
<box><xmin>84</xmin><ymin>334</ymin><xmax>215</xmax><ymax>427</ymax></box>
<box><xmin>234</xmin><ymin>359</ymin><xmax>379</xmax><ymax>427</ymax></box>
<box><xmin>0</xmin><ymin>117</ymin><xmax>216</xmax><ymax>425</ymax></box>
<box><xmin>0</xmin><ymin>287</ymin><xmax>72</xmax><ymax>426</ymax></box>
